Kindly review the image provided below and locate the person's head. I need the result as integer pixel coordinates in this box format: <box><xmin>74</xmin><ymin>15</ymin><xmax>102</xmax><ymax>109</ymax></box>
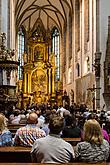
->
<box><xmin>27</xmin><ymin>112</ymin><xmax>38</xmax><ymax>124</ymax></box>
<box><xmin>0</xmin><ymin>113</ymin><xmax>7</xmax><ymax>132</ymax></box>
<box><xmin>35</xmin><ymin>109</ymin><xmax>41</xmax><ymax>117</ymax></box>
<box><xmin>65</xmin><ymin>115</ymin><xmax>77</xmax><ymax>127</ymax></box>
<box><xmin>49</xmin><ymin>114</ymin><xmax>64</xmax><ymax>134</ymax></box>
<box><xmin>87</xmin><ymin>113</ymin><xmax>98</xmax><ymax>120</ymax></box>
<box><xmin>83</xmin><ymin>119</ymin><xmax>103</xmax><ymax>144</ymax></box>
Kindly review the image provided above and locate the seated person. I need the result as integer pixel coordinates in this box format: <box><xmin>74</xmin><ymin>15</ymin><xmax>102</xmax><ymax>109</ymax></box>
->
<box><xmin>42</xmin><ymin>114</ymin><xmax>50</xmax><ymax>135</ymax></box>
<box><xmin>35</xmin><ymin>109</ymin><xmax>45</xmax><ymax>128</ymax></box>
<box><xmin>75</xmin><ymin>119</ymin><xmax>109</xmax><ymax>163</ymax></box>
<box><xmin>13</xmin><ymin>112</ymin><xmax>46</xmax><ymax>146</ymax></box>
<box><xmin>87</xmin><ymin>113</ymin><xmax>109</xmax><ymax>143</ymax></box>
<box><xmin>61</xmin><ymin>115</ymin><xmax>81</xmax><ymax>138</ymax></box>
<box><xmin>0</xmin><ymin>113</ymin><xmax>12</xmax><ymax>146</ymax></box>
<box><xmin>9</xmin><ymin>110</ymin><xmax>21</xmax><ymax>124</ymax></box>
<box><xmin>31</xmin><ymin>114</ymin><xmax>75</xmax><ymax>163</ymax></box>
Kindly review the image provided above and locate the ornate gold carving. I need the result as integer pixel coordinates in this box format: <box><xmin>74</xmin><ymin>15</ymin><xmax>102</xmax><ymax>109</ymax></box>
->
<box><xmin>31</xmin><ymin>69</ymin><xmax>47</xmax><ymax>94</ymax></box>
<box><xmin>22</xmin><ymin>33</ymin><xmax>56</xmax><ymax>106</ymax></box>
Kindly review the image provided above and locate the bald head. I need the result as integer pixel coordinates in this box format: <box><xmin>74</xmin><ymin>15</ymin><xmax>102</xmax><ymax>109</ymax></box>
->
<box><xmin>27</xmin><ymin>112</ymin><xmax>38</xmax><ymax>124</ymax></box>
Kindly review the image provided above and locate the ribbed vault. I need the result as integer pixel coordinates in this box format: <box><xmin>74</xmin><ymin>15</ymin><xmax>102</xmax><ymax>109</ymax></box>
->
<box><xmin>15</xmin><ymin>0</ymin><xmax>73</xmax><ymax>35</ymax></box>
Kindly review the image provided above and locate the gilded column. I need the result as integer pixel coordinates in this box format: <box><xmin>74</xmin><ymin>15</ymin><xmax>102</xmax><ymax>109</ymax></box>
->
<box><xmin>28</xmin><ymin>73</ymin><xmax>31</xmax><ymax>93</ymax></box>
<box><xmin>52</xmin><ymin>66</ymin><xmax>55</xmax><ymax>95</ymax></box>
<box><xmin>48</xmin><ymin>68</ymin><xmax>51</xmax><ymax>94</ymax></box>
<box><xmin>24</xmin><ymin>73</ymin><xmax>26</xmax><ymax>93</ymax></box>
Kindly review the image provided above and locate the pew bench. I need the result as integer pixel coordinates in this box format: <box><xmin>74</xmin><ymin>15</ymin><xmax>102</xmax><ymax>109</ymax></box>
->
<box><xmin>8</xmin><ymin>124</ymin><xmax>81</xmax><ymax>144</ymax></box>
<box><xmin>8</xmin><ymin>124</ymin><xmax>26</xmax><ymax>129</ymax></box>
<box><xmin>0</xmin><ymin>146</ymin><xmax>109</xmax><ymax>163</ymax></box>
<box><xmin>0</xmin><ymin>163</ymin><xmax>108</xmax><ymax>165</ymax></box>
<box><xmin>63</xmin><ymin>138</ymin><xmax>81</xmax><ymax>145</ymax></box>
<box><xmin>0</xmin><ymin>146</ymin><xmax>31</xmax><ymax>162</ymax></box>
<box><xmin>8</xmin><ymin>124</ymin><xmax>26</xmax><ymax>137</ymax></box>
<box><xmin>0</xmin><ymin>138</ymin><xmax>81</xmax><ymax>163</ymax></box>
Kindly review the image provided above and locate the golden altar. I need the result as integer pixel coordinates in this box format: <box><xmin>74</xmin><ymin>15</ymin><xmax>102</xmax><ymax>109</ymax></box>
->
<box><xmin>21</xmin><ymin>37</ymin><xmax>56</xmax><ymax>107</ymax></box>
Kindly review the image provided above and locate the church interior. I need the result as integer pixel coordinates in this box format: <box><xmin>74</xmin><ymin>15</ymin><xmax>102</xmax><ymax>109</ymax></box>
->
<box><xmin>0</xmin><ymin>0</ymin><xmax>110</xmax><ymax>164</ymax></box>
<box><xmin>0</xmin><ymin>0</ymin><xmax>110</xmax><ymax>112</ymax></box>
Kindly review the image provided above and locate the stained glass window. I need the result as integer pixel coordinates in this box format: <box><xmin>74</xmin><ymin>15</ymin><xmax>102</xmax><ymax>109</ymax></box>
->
<box><xmin>18</xmin><ymin>27</ymin><xmax>25</xmax><ymax>80</ymax></box>
<box><xmin>52</xmin><ymin>28</ymin><xmax>60</xmax><ymax>80</ymax></box>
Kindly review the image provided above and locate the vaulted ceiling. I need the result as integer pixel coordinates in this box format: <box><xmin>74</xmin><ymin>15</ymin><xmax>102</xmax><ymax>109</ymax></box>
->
<box><xmin>15</xmin><ymin>0</ymin><xmax>73</xmax><ymax>35</ymax></box>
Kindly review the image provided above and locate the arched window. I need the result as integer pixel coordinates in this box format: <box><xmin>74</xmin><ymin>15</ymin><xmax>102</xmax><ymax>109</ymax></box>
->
<box><xmin>87</xmin><ymin>56</ymin><xmax>90</xmax><ymax>72</ymax></box>
<box><xmin>84</xmin><ymin>0</ymin><xmax>90</xmax><ymax>53</ymax></box>
<box><xmin>63</xmin><ymin>27</ymin><xmax>66</xmax><ymax>72</ymax></box>
<box><xmin>84</xmin><ymin>56</ymin><xmax>90</xmax><ymax>74</ymax></box>
<box><xmin>18</xmin><ymin>27</ymin><xmax>25</xmax><ymax>80</ymax></box>
<box><xmin>75</xmin><ymin>0</ymin><xmax>80</xmax><ymax>52</ymax></box>
<box><xmin>52</xmin><ymin>27</ymin><xmax>60</xmax><ymax>80</ymax></box>
<box><xmin>76</xmin><ymin>63</ymin><xmax>80</xmax><ymax>77</ymax></box>
<box><xmin>69</xmin><ymin>12</ymin><xmax>72</xmax><ymax>65</ymax></box>
<box><xmin>68</xmin><ymin>67</ymin><xmax>72</xmax><ymax>84</ymax></box>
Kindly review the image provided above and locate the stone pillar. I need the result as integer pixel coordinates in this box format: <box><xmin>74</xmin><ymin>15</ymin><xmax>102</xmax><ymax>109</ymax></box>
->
<box><xmin>0</xmin><ymin>0</ymin><xmax>1</xmax><ymax>33</ymax></box>
<box><xmin>95</xmin><ymin>52</ymin><xmax>101</xmax><ymax>109</ymax></box>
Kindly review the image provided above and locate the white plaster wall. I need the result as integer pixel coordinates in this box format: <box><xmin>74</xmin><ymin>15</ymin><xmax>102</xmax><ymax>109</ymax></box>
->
<box><xmin>99</xmin><ymin>0</ymin><xmax>110</xmax><ymax>109</ymax></box>
<box><xmin>3</xmin><ymin>70</ymin><xmax>7</xmax><ymax>85</ymax></box>
<box><xmin>73</xmin><ymin>0</ymin><xmax>76</xmax><ymax>102</ymax></box>
<box><xmin>10</xmin><ymin>70</ymin><xmax>16</xmax><ymax>86</ymax></box>
<box><xmin>82</xmin><ymin>0</ymin><xmax>94</xmax><ymax>76</ymax></box>
<box><xmin>81</xmin><ymin>0</ymin><xmax>85</xmax><ymax>76</ymax></box>
<box><xmin>1</xmin><ymin>0</ymin><xmax>8</xmax><ymax>45</ymax></box>
<box><xmin>10</xmin><ymin>0</ymin><xmax>16</xmax><ymax>51</ymax></box>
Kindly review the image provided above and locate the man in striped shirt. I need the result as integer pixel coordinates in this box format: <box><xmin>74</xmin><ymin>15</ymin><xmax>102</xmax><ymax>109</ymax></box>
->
<box><xmin>13</xmin><ymin>112</ymin><xmax>46</xmax><ymax>146</ymax></box>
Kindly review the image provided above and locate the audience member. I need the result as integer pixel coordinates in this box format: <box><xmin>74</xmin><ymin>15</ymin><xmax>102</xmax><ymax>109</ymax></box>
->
<box><xmin>9</xmin><ymin>110</ymin><xmax>21</xmax><ymax>124</ymax></box>
<box><xmin>57</xmin><ymin>106</ymin><xmax>70</xmax><ymax>117</ymax></box>
<box><xmin>61</xmin><ymin>115</ymin><xmax>81</xmax><ymax>138</ymax></box>
<box><xmin>42</xmin><ymin>114</ymin><xmax>50</xmax><ymax>135</ymax></box>
<box><xmin>31</xmin><ymin>114</ymin><xmax>75</xmax><ymax>163</ymax></box>
<box><xmin>13</xmin><ymin>112</ymin><xmax>46</xmax><ymax>146</ymax></box>
<box><xmin>87</xmin><ymin>113</ymin><xmax>109</xmax><ymax>143</ymax></box>
<box><xmin>35</xmin><ymin>109</ymin><xmax>45</xmax><ymax>128</ymax></box>
<box><xmin>75</xmin><ymin>119</ymin><xmax>109</xmax><ymax>163</ymax></box>
<box><xmin>0</xmin><ymin>113</ymin><xmax>12</xmax><ymax>146</ymax></box>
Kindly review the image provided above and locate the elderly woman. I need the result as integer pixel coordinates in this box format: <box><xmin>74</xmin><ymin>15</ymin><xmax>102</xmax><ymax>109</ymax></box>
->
<box><xmin>75</xmin><ymin>119</ymin><xmax>109</xmax><ymax>163</ymax></box>
<box><xmin>0</xmin><ymin>113</ymin><xmax>12</xmax><ymax>146</ymax></box>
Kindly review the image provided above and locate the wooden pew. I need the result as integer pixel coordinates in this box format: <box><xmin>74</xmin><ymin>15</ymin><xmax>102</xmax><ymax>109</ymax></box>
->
<box><xmin>0</xmin><ymin>145</ymin><xmax>109</xmax><ymax>163</ymax></box>
<box><xmin>0</xmin><ymin>146</ymin><xmax>31</xmax><ymax>162</ymax></box>
<box><xmin>8</xmin><ymin>124</ymin><xmax>26</xmax><ymax>131</ymax></box>
<box><xmin>8</xmin><ymin>123</ymin><xmax>82</xmax><ymax>144</ymax></box>
<box><xmin>0</xmin><ymin>163</ymin><xmax>108</xmax><ymax>165</ymax></box>
<box><xmin>8</xmin><ymin>124</ymin><xmax>26</xmax><ymax>137</ymax></box>
<box><xmin>63</xmin><ymin>138</ymin><xmax>81</xmax><ymax>145</ymax></box>
<box><xmin>0</xmin><ymin>138</ymin><xmax>81</xmax><ymax>163</ymax></box>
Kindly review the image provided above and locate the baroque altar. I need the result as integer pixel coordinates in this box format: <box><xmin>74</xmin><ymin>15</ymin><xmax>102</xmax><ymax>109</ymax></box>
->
<box><xmin>20</xmin><ymin>30</ymin><xmax>56</xmax><ymax>107</ymax></box>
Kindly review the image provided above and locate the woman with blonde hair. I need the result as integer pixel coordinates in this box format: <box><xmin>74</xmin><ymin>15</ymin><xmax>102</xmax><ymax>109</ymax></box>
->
<box><xmin>0</xmin><ymin>113</ymin><xmax>12</xmax><ymax>146</ymax></box>
<box><xmin>75</xmin><ymin>119</ymin><xmax>109</xmax><ymax>163</ymax></box>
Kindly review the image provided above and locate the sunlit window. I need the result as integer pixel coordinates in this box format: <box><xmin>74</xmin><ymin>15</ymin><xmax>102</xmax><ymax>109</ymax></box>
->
<box><xmin>18</xmin><ymin>27</ymin><xmax>25</xmax><ymax>80</ymax></box>
<box><xmin>52</xmin><ymin>28</ymin><xmax>60</xmax><ymax>80</ymax></box>
<box><xmin>69</xmin><ymin>12</ymin><xmax>72</xmax><ymax>64</ymax></box>
<box><xmin>0</xmin><ymin>69</ymin><xmax>3</xmax><ymax>85</ymax></box>
<box><xmin>84</xmin><ymin>56</ymin><xmax>90</xmax><ymax>74</ymax></box>
<box><xmin>68</xmin><ymin>67</ymin><xmax>72</xmax><ymax>84</ymax></box>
